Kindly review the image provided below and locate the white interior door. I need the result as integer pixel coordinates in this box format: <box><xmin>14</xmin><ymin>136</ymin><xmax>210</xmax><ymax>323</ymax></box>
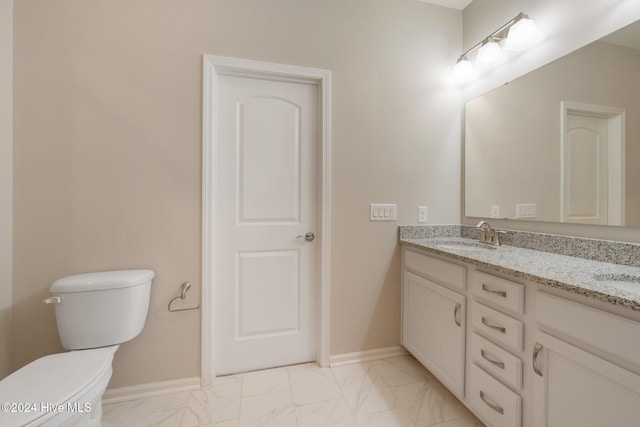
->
<box><xmin>562</xmin><ymin>113</ymin><xmax>609</xmax><ymax>224</ymax></box>
<box><xmin>215</xmin><ymin>74</ymin><xmax>318</xmax><ymax>375</ymax></box>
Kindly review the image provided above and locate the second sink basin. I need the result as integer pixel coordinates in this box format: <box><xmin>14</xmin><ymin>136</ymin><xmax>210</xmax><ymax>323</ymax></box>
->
<box><xmin>435</xmin><ymin>240</ymin><xmax>498</xmax><ymax>252</ymax></box>
<box><xmin>593</xmin><ymin>274</ymin><xmax>640</xmax><ymax>294</ymax></box>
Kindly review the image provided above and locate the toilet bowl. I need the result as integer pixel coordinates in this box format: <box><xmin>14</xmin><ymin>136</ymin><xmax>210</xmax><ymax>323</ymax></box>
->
<box><xmin>0</xmin><ymin>269</ymin><xmax>154</xmax><ymax>427</ymax></box>
<box><xmin>0</xmin><ymin>346</ymin><xmax>117</xmax><ymax>426</ymax></box>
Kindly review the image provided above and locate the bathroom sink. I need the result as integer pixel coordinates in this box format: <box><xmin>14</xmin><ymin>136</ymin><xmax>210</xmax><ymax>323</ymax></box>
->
<box><xmin>593</xmin><ymin>274</ymin><xmax>640</xmax><ymax>294</ymax></box>
<box><xmin>434</xmin><ymin>241</ymin><xmax>498</xmax><ymax>252</ymax></box>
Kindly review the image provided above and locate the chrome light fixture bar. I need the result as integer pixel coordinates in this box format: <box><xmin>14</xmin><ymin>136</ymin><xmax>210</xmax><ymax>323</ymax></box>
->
<box><xmin>453</xmin><ymin>12</ymin><xmax>541</xmax><ymax>84</ymax></box>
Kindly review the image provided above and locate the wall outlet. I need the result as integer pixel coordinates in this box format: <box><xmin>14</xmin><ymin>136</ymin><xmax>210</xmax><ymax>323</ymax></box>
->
<box><xmin>516</xmin><ymin>203</ymin><xmax>536</xmax><ymax>219</ymax></box>
<box><xmin>418</xmin><ymin>206</ymin><xmax>428</xmax><ymax>223</ymax></box>
<box><xmin>370</xmin><ymin>204</ymin><xmax>397</xmax><ymax>221</ymax></box>
<box><xmin>490</xmin><ymin>205</ymin><xmax>500</xmax><ymax>218</ymax></box>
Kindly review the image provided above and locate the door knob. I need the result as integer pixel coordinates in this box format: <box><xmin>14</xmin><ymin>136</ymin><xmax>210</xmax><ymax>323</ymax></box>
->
<box><xmin>297</xmin><ymin>232</ymin><xmax>315</xmax><ymax>242</ymax></box>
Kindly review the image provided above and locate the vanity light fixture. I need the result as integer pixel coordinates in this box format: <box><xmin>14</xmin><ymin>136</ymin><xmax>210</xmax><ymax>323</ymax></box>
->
<box><xmin>504</xmin><ymin>13</ymin><xmax>542</xmax><ymax>51</ymax></box>
<box><xmin>452</xmin><ymin>54</ymin><xmax>475</xmax><ymax>83</ymax></box>
<box><xmin>476</xmin><ymin>37</ymin><xmax>506</xmax><ymax>68</ymax></box>
<box><xmin>452</xmin><ymin>12</ymin><xmax>541</xmax><ymax>83</ymax></box>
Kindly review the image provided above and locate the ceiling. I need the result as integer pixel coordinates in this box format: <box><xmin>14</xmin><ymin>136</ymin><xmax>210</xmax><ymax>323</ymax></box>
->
<box><xmin>416</xmin><ymin>0</ymin><xmax>474</xmax><ymax>11</ymax></box>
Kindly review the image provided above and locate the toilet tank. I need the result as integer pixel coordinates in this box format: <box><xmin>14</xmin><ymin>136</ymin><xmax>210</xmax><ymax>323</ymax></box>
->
<box><xmin>49</xmin><ymin>270</ymin><xmax>155</xmax><ymax>350</ymax></box>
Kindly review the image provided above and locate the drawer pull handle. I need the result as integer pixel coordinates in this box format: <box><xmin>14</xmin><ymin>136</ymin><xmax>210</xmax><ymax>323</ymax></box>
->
<box><xmin>482</xmin><ymin>317</ymin><xmax>506</xmax><ymax>333</ymax></box>
<box><xmin>480</xmin><ymin>391</ymin><xmax>504</xmax><ymax>415</ymax></box>
<box><xmin>533</xmin><ymin>343</ymin><xmax>544</xmax><ymax>377</ymax></box>
<box><xmin>454</xmin><ymin>303</ymin><xmax>462</xmax><ymax>327</ymax></box>
<box><xmin>482</xmin><ymin>284</ymin><xmax>507</xmax><ymax>298</ymax></box>
<box><xmin>481</xmin><ymin>349</ymin><xmax>505</xmax><ymax>369</ymax></box>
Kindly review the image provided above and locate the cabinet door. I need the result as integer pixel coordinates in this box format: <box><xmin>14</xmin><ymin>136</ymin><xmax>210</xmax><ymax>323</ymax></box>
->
<box><xmin>533</xmin><ymin>331</ymin><xmax>640</xmax><ymax>427</ymax></box>
<box><xmin>403</xmin><ymin>271</ymin><xmax>466</xmax><ymax>397</ymax></box>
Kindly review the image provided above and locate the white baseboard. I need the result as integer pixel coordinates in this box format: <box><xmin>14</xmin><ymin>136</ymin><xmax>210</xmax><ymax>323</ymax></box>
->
<box><xmin>102</xmin><ymin>376</ymin><xmax>201</xmax><ymax>405</ymax></box>
<box><xmin>328</xmin><ymin>345</ymin><xmax>408</xmax><ymax>367</ymax></box>
<box><xmin>103</xmin><ymin>347</ymin><xmax>407</xmax><ymax>404</ymax></box>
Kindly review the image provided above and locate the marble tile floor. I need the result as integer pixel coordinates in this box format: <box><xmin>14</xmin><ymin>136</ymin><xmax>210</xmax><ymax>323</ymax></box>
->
<box><xmin>102</xmin><ymin>355</ymin><xmax>485</xmax><ymax>427</ymax></box>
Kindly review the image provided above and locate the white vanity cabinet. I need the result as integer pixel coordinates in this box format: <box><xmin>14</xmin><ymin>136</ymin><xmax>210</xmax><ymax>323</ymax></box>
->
<box><xmin>401</xmin><ymin>244</ymin><xmax>640</xmax><ymax>427</ymax></box>
<box><xmin>402</xmin><ymin>248</ymin><xmax>467</xmax><ymax>398</ymax></box>
<box><xmin>532</xmin><ymin>292</ymin><xmax>640</xmax><ymax>427</ymax></box>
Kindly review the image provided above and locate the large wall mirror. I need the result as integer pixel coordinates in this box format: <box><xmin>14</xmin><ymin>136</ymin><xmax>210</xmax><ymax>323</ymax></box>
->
<box><xmin>465</xmin><ymin>19</ymin><xmax>640</xmax><ymax>228</ymax></box>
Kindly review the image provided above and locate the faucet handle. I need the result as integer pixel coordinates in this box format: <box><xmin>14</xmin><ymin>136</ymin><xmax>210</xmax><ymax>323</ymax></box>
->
<box><xmin>493</xmin><ymin>230</ymin><xmax>508</xmax><ymax>246</ymax></box>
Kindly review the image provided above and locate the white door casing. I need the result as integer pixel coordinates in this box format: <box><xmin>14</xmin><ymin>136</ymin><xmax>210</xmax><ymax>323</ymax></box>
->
<box><xmin>202</xmin><ymin>56</ymin><xmax>331</xmax><ymax>382</ymax></box>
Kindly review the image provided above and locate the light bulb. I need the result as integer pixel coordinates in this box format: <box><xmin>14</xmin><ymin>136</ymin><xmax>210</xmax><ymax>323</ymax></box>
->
<box><xmin>452</xmin><ymin>55</ymin><xmax>475</xmax><ymax>84</ymax></box>
<box><xmin>504</xmin><ymin>14</ymin><xmax>541</xmax><ymax>51</ymax></box>
<box><xmin>476</xmin><ymin>38</ymin><xmax>505</xmax><ymax>68</ymax></box>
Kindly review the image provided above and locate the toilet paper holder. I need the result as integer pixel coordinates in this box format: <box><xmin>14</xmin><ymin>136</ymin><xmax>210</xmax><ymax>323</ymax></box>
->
<box><xmin>168</xmin><ymin>281</ymin><xmax>200</xmax><ymax>312</ymax></box>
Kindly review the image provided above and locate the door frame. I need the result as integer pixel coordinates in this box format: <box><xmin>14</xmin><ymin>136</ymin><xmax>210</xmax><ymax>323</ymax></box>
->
<box><xmin>201</xmin><ymin>54</ymin><xmax>332</xmax><ymax>384</ymax></box>
<box><xmin>560</xmin><ymin>101</ymin><xmax>625</xmax><ymax>225</ymax></box>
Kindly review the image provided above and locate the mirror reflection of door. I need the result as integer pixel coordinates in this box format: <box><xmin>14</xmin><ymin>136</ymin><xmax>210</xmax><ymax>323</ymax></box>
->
<box><xmin>561</xmin><ymin>103</ymin><xmax>624</xmax><ymax>225</ymax></box>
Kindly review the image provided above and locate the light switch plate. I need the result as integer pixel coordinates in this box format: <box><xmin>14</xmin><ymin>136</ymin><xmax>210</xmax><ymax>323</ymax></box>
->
<box><xmin>370</xmin><ymin>204</ymin><xmax>397</xmax><ymax>221</ymax></box>
<box><xmin>516</xmin><ymin>203</ymin><xmax>536</xmax><ymax>219</ymax></box>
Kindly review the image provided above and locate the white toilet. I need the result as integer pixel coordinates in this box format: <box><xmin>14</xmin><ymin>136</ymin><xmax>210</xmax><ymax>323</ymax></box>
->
<box><xmin>0</xmin><ymin>269</ymin><xmax>154</xmax><ymax>427</ymax></box>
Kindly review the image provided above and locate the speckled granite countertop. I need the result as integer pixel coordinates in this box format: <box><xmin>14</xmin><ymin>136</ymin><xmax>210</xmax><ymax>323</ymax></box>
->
<box><xmin>400</xmin><ymin>225</ymin><xmax>640</xmax><ymax>312</ymax></box>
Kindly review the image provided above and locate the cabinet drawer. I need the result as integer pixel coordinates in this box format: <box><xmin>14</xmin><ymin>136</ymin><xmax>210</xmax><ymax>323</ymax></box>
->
<box><xmin>471</xmin><ymin>271</ymin><xmax>524</xmax><ymax>314</ymax></box>
<box><xmin>536</xmin><ymin>292</ymin><xmax>640</xmax><ymax>367</ymax></box>
<box><xmin>472</xmin><ymin>302</ymin><xmax>523</xmax><ymax>352</ymax></box>
<box><xmin>471</xmin><ymin>333</ymin><xmax>522</xmax><ymax>390</ymax></box>
<box><xmin>469</xmin><ymin>364</ymin><xmax>521</xmax><ymax>427</ymax></box>
<box><xmin>404</xmin><ymin>249</ymin><xmax>466</xmax><ymax>291</ymax></box>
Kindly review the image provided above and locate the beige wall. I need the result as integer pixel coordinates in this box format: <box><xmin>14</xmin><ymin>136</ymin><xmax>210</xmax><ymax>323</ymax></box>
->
<box><xmin>0</xmin><ymin>0</ymin><xmax>13</xmax><ymax>380</ymax></box>
<box><xmin>462</xmin><ymin>0</ymin><xmax>640</xmax><ymax>242</ymax></box>
<box><xmin>13</xmin><ymin>0</ymin><xmax>462</xmax><ymax>387</ymax></box>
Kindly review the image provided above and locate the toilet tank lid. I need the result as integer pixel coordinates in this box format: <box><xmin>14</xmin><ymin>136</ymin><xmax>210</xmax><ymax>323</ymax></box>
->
<box><xmin>51</xmin><ymin>269</ymin><xmax>155</xmax><ymax>293</ymax></box>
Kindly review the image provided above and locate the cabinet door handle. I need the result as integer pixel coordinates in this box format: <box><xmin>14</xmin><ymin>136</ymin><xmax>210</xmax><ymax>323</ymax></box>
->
<box><xmin>481</xmin><ymin>349</ymin><xmax>505</xmax><ymax>369</ymax></box>
<box><xmin>482</xmin><ymin>283</ymin><xmax>507</xmax><ymax>298</ymax></box>
<box><xmin>482</xmin><ymin>316</ymin><xmax>506</xmax><ymax>333</ymax></box>
<box><xmin>480</xmin><ymin>391</ymin><xmax>504</xmax><ymax>415</ymax></box>
<box><xmin>454</xmin><ymin>303</ymin><xmax>462</xmax><ymax>327</ymax></box>
<box><xmin>533</xmin><ymin>343</ymin><xmax>544</xmax><ymax>377</ymax></box>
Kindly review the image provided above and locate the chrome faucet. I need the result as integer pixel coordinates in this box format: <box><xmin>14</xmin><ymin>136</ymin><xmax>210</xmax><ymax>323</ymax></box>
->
<box><xmin>476</xmin><ymin>221</ymin><xmax>492</xmax><ymax>243</ymax></box>
<box><xmin>475</xmin><ymin>221</ymin><xmax>507</xmax><ymax>246</ymax></box>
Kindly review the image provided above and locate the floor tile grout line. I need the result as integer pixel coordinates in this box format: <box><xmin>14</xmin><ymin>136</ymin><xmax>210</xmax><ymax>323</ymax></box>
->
<box><xmin>329</xmin><ymin>360</ymin><xmax>354</xmax><ymax>413</ymax></box>
<box><xmin>332</xmin><ymin>356</ymin><xmax>420</xmax><ymax>426</ymax></box>
<box><xmin>240</xmin><ymin>367</ymin><xmax>291</xmax><ymax>399</ymax></box>
<box><xmin>330</xmin><ymin>360</ymin><xmax>367</xmax><ymax>426</ymax></box>
<box><xmin>285</xmin><ymin>364</ymin><xmax>301</xmax><ymax>426</ymax></box>
<box><xmin>236</xmin><ymin>373</ymin><xmax>247</xmax><ymax>427</ymax></box>
<box><xmin>376</xmin><ymin>357</ymin><xmax>447</xmax><ymax>427</ymax></box>
<box><xmin>222</xmin><ymin>373</ymin><xmax>245</xmax><ymax>426</ymax></box>
<box><xmin>334</xmin><ymin>360</ymin><xmax>375</xmax><ymax>418</ymax></box>
<box><xmin>329</xmin><ymin>361</ymin><xmax>361</xmax><ymax>425</ymax></box>
<box><xmin>370</xmin><ymin>358</ymin><xmax>401</xmax><ymax>412</ymax></box>
<box><xmin>176</xmin><ymin>400</ymin><xmax>188</xmax><ymax>427</ymax></box>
